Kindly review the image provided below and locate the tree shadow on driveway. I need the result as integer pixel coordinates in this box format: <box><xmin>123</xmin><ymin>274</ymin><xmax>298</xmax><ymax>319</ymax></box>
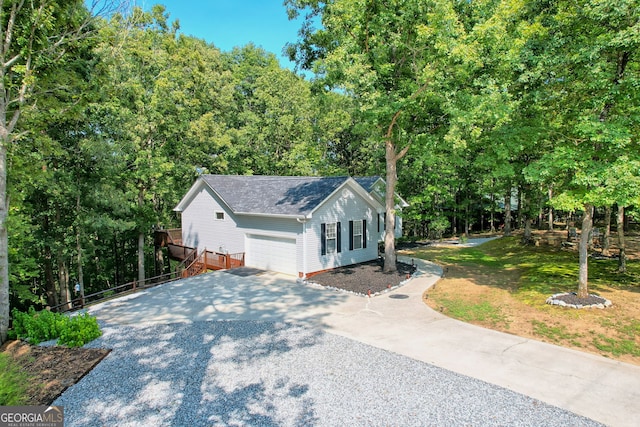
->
<box><xmin>55</xmin><ymin>320</ymin><xmax>321</xmax><ymax>426</ymax></box>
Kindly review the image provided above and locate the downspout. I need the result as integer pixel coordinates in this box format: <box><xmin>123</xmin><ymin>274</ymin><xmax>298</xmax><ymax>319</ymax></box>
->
<box><xmin>297</xmin><ymin>217</ymin><xmax>308</xmax><ymax>280</ymax></box>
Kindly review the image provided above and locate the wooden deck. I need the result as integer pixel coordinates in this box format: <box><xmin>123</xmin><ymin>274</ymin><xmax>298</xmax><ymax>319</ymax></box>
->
<box><xmin>155</xmin><ymin>229</ymin><xmax>245</xmax><ymax>272</ymax></box>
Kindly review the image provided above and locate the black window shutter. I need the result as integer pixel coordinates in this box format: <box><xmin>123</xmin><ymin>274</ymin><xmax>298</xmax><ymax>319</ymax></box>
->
<box><xmin>337</xmin><ymin>222</ymin><xmax>342</xmax><ymax>253</ymax></box>
<box><xmin>377</xmin><ymin>214</ymin><xmax>380</xmax><ymax>233</ymax></box>
<box><xmin>349</xmin><ymin>220</ymin><xmax>354</xmax><ymax>251</ymax></box>
<box><xmin>363</xmin><ymin>219</ymin><xmax>367</xmax><ymax>248</ymax></box>
<box><xmin>321</xmin><ymin>223</ymin><xmax>326</xmax><ymax>255</ymax></box>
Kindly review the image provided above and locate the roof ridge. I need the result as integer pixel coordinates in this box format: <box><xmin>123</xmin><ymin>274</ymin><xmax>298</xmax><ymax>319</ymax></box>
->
<box><xmin>202</xmin><ymin>174</ymin><xmax>351</xmax><ymax>179</ymax></box>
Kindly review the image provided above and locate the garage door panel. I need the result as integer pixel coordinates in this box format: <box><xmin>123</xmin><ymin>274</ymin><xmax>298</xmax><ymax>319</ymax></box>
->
<box><xmin>246</xmin><ymin>235</ymin><xmax>296</xmax><ymax>275</ymax></box>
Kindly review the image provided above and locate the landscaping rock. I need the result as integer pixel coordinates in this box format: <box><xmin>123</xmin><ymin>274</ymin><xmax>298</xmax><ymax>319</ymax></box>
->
<box><xmin>546</xmin><ymin>292</ymin><xmax>612</xmax><ymax>309</ymax></box>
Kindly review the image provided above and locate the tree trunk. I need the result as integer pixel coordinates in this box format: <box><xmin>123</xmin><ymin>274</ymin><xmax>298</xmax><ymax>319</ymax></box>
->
<box><xmin>516</xmin><ymin>187</ymin><xmax>523</xmax><ymax>229</ymax></box>
<box><xmin>76</xmin><ymin>194</ymin><xmax>85</xmax><ymax>305</ymax></box>
<box><xmin>503</xmin><ymin>192</ymin><xmax>512</xmax><ymax>237</ymax></box>
<box><xmin>76</xmin><ymin>229</ymin><xmax>85</xmax><ymax>307</ymax></box>
<box><xmin>138</xmin><ymin>187</ymin><xmax>146</xmax><ymax>283</ymax></box>
<box><xmin>43</xmin><ymin>245</ymin><xmax>58</xmax><ymax>308</ymax></box>
<box><xmin>464</xmin><ymin>204</ymin><xmax>470</xmax><ymax>236</ymax></box>
<box><xmin>617</xmin><ymin>205</ymin><xmax>626</xmax><ymax>273</ymax></box>
<box><xmin>138</xmin><ymin>232</ymin><xmax>146</xmax><ymax>283</ymax></box>
<box><xmin>155</xmin><ymin>242</ymin><xmax>164</xmax><ymax>277</ymax></box>
<box><xmin>547</xmin><ymin>187</ymin><xmax>554</xmax><ymax>230</ymax></box>
<box><xmin>602</xmin><ymin>206</ymin><xmax>611</xmax><ymax>256</ymax></box>
<box><xmin>0</xmin><ymin>144</ymin><xmax>7</xmax><ymax>343</ymax></box>
<box><xmin>383</xmin><ymin>139</ymin><xmax>398</xmax><ymax>273</ymax></box>
<box><xmin>57</xmin><ymin>253</ymin><xmax>71</xmax><ymax>312</ymax></box>
<box><xmin>522</xmin><ymin>217</ymin><xmax>533</xmax><ymax>245</ymax></box>
<box><xmin>578</xmin><ymin>204</ymin><xmax>593</xmax><ymax>299</ymax></box>
<box><xmin>490</xmin><ymin>193</ymin><xmax>496</xmax><ymax>233</ymax></box>
<box><xmin>113</xmin><ymin>234</ymin><xmax>120</xmax><ymax>286</ymax></box>
<box><xmin>452</xmin><ymin>202</ymin><xmax>457</xmax><ymax>236</ymax></box>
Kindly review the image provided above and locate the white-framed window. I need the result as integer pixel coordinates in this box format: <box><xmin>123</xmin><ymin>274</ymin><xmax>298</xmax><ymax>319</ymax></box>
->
<box><xmin>215</xmin><ymin>211</ymin><xmax>225</xmax><ymax>220</ymax></box>
<box><xmin>350</xmin><ymin>219</ymin><xmax>367</xmax><ymax>250</ymax></box>
<box><xmin>321</xmin><ymin>222</ymin><xmax>341</xmax><ymax>255</ymax></box>
<box><xmin>326</xmin><ymin>222</ymin><xmax>337</xmax><ymax>253</ymax></box>
<box><xmin>352</xmin><ymin>220</ymin><xmax>363</xmax><ymax>250</ymax></box>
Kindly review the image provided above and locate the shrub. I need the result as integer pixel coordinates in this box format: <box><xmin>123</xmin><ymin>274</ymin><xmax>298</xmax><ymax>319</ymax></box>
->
<box><xmin>58</xmin><ymin>313</ymin><xmax>102</xmax><ymax>348</ymax></box>
<box><xmin>429</xmin><ymin>217</ymin><xmax>450</xmax><ymax>240</ymax></box>
<box><xmin>9</xmin><ymin>308</ymin><xmax>101</xmax><ymax>347</ymax></box>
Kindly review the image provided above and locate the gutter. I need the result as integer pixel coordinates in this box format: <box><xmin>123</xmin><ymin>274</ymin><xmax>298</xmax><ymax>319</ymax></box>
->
<box><xmin>296</xmin><ymin>217</ymin><xmax>309</xmax><ymax>280</ymax></box>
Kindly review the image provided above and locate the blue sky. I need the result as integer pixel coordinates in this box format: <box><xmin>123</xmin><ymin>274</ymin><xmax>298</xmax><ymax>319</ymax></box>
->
<box><xmin>135</xmin><ymin>1</ymin><xmax>305</xmax><ymax>70</ymax></box>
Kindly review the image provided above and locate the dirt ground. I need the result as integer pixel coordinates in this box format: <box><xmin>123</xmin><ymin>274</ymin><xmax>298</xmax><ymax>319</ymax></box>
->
<box><xmin>422</xmin><ymin>230</ymin><xmax>640</xmax><ymax>366</ymax></box>
<box><xmin>0</xmin><ymin>340</ymin><xmax>110</xmax><ymax>405</ymax></box>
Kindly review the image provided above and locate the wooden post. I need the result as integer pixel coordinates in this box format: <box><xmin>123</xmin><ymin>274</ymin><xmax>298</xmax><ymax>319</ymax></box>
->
<box><xmin>226</xmin><ymin>253</ymin><xmax>231</xmax><ymax>269</ymax></box>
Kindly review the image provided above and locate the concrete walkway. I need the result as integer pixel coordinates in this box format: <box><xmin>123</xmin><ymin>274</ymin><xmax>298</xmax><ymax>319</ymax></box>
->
<box><xmin>88</xmin><ymin>241</ymin><xmax>640</xmax><ymax>427</ymax></box>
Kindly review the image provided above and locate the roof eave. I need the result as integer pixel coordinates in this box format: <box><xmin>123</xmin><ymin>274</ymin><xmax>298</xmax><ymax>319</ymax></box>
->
<box><xmin>235</xmin><ymin>211</ymin><xmax>311</xmax><ymax>220</ymax></box>
<box><xmin>174</xmin><ymin>175</ymin><xmax>238</xmax><ymax>213</ymax></box>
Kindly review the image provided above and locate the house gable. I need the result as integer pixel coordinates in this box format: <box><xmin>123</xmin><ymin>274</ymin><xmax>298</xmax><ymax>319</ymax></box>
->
<box><xmin>178</xmin><ymin>182</ymin><xmax>245</xmax><ymax>254</ymax></box>
<box><xmin>304</xmin><ymin>182</ymin><xmax>381</xmax><ymax>275</ymax></box>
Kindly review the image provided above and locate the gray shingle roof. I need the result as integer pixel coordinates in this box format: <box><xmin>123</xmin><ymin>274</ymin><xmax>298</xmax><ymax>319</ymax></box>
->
<box><xmin>201</xmin><ymin>175</ymin><xmax>354</xmax><ymax>216</ymax></box>
<box><xmin>353</xmin><ymin>176</ymin><xmax>382</xmax><ymax>192</ymax></box>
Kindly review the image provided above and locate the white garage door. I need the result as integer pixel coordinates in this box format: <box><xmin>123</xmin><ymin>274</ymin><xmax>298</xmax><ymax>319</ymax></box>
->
<box><xmin>246</xmin><ymin>234</ymin><xmax>297</xmax><ymax>275</ymax></box>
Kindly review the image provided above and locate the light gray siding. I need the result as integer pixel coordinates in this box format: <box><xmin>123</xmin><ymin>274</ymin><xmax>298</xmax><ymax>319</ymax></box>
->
<box><xmin>306</xmin><ymin>186</ymin><xmax>379</xmax><ymax>274</ymax></box>
<box><xmin>374</xmin><ymin>212</ymin><xmax>404</xmax><ymax>242</ymax></box>
<box><xmin>180</xmin><ymin>185</ymin><xmax>245</xmax><ymax>254</ymax></box>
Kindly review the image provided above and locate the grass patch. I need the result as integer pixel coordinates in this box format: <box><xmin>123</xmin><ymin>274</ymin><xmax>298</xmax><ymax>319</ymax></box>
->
<box><xmin>416</xmin><ymin>236</ymin><xmax>640</xmax><ymax>301</ymax></box>
<box><xmin>532</xmin><ymin>320</ymin><xmax>582</xmax><ymax>343</ymax></box>
<box><xmin>592</xmin><ymin>318</ymin><xmax>640</xmax><ymax>357</ymax></box>
<box><xmin>438</xmin><ymin>298</ymin><xmax>508</xmax><ymax>328</ymax></box>
<box><xmin>0</xmin><ymin>353</ymin><xmax>30</xmax><ymax>405</ymax></box>
<box><xmin>593</xmin><ymin>336</ymin><xmax>640</xmax><ymax>357</ymax></box>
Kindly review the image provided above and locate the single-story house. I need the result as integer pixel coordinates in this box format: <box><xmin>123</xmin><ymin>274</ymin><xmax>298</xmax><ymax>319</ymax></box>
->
<box><xmin>173</xmin><ymin>175</ymin><xmax>407</xmax><ymax>278</ymax></box>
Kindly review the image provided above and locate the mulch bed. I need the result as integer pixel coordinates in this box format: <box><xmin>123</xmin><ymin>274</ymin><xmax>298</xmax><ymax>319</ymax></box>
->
<box><xmin>308</xmin><ymin>258</ymin><xmax>416</xmax><ymax>295</ymax></box>
<box><xmin>0</xmin><ymin>340</ymin><xmax>110</xmax><ymax>405</ymax></box>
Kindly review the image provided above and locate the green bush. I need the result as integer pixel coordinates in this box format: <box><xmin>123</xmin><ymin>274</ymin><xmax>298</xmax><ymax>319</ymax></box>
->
<box><xmin>58</xmin><ymin>313</ymin><xmax>102</xmax><ymax>347</ymax></box>
<box><xmin>10</xmin><ymin>308</ymin><xmax>101</xmax><ymax>347</ymax></box>
<box><xmin>429</xmin><ymin>217</ymin><xmax>450</xmax><ymax>240</ymax></box>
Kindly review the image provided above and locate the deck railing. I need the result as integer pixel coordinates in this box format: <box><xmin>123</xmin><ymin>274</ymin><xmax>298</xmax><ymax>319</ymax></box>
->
<box><xmin>49</xmin><ymin>243</ymin><xmax>245</xmax><ymax>313</ymax></box>
<box><xmin>201</xmin><ymin>250</ymin><xmax>245</xmax><ymax>270</ymax></box>
<box><xmin>49</xmin><ymin>270</ymin><xmax>182</xmax><ymax>313</ymax></box>
<box><xmin>182</xmin><ymin>251</ymin><xmax>207</xmax><ymax>278</ymax></box>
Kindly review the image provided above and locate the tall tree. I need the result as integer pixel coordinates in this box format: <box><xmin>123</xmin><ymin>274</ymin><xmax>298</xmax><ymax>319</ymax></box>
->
<box><xmin>224</xmin><ymin>44</ymin><xmax>317</xmax><ymax>176</ymax></box>
<box><xmin>0</xmin><ymin>0</ymin><xmax>118</xmax><ymax>343</ymax></box>
<box><xmin>287</xmin><ymin>0</ymin><xmax>454</xmax><ymax>271</ymax></box>
<box><xmin>524</xmin><ymin>0</ymin><xmax>640</xmax><ymax>298</ymax></box>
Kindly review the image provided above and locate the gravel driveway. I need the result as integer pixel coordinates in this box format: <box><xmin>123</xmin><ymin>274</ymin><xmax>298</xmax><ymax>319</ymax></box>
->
<box><xmin>55</xmin><ymin>320</ymin><xmax>602</xmax><ymax>426</ymax></box>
